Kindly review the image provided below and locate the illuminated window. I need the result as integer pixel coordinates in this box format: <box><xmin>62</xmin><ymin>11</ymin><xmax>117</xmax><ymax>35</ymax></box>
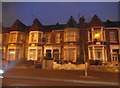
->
<box><xmin>31</xmin><ymin>33</ymin><xmax>37</xmax><ymax>42</ymax></box>
<box><xmin>112</xmin><ymin>49</ymin><xmax>119</xmax><ymax>61</ymax></box>
<box><xmin>65</xmin><ymin>31</ymin><xmax>76</xmax><ymax>42</ymax></box>
<box><xmin>38</xmin><ymin>33</ymin><xmax>42</xmax><ymax>43</ymax></box>
<box><xmin>110</xmin><ymin>31</ymin><xmax>117</xmax><ymax>42</ymax></box>
<box><xmin>95</xmin><ymin>49</ymin><xmax>102</xmax><ymax>60</ymax></box>
<box><xmin>89</xmin><ymin>47</ymin><xmax>93</xmax><ymax>59</ymax></box>
<box><xmin>38</xmin><ymin>49</ymin><xmax>42</xmax><ymax>58</ymax></box>
<box><xmin>8</xmin><ymin>49</ymin><xmax>15</xmax><ymax>60</ymax></box>
<box><xmin>46</xmin><ymin>34</ymin><xmax>51</xmax><ymax>44</ymax></box>
<box><xmin>17</xmin><ymin>33</ymin><xmax>22</xmax><ymax>42</ymax></box>
<box><xmin>9</xmin><ymin>33</ymin><xmax>17</xmax><ymax>42</ymax></box>
<box><xmin>29</xmin><ymin>49</ymin><xmax>36</xmax><ymax>60</ymax></box>
<box><xmin>53</xmin><ymin>49</ymin><xmax>59</xmax><ymax>59</ymax></box>
<box><xmin>55</xmin><ymin>33</ymin><xmax>60</xmax><ymax>43</ymax></box>
<box><xmin>64</xmin><ymin>48</ymin><xmax>76</xmax><ymax>61</ymax></box>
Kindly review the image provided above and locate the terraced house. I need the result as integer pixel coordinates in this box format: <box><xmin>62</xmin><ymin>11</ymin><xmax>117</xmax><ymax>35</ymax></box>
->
<box><xmin>1</xmin><ymin>15</ymin><xmax>120</xmax><ymax>66</ymax></box>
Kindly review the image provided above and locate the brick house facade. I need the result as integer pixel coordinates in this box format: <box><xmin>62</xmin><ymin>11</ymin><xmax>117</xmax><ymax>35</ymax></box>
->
<box><xmin>1</xmin><ymin>15</ymin><xmax>120</xmax><ymax>65</ymax></box>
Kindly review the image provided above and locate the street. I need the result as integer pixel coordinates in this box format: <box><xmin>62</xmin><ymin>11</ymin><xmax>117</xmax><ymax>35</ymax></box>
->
<box><xmin>1</xmin><ymin>66</ymin><xmax>119</xmax><ymax>86</ymax></box>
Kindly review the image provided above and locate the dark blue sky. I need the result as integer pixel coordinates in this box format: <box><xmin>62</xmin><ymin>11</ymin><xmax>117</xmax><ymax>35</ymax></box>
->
<box><xmin>2</xmin><ymin>2</ymin><xmax>118</xmax><ymax>27</ymax></box>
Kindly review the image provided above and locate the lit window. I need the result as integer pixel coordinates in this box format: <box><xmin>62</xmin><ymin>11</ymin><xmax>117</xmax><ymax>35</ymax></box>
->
<box><xmin>8</xmin><ymin>49</ymin><xmax>15</xmax><ymax>60</ymax></box>
<box><xmin>55</xmin><ymin>33</ymin><xmax>60</xmax><ymax>43</ymax></box>
<box><xmin>95</xmin><ymin>49</ymin><xmax>102</xmax><ymax>60</ymax></box>
<box><xmin>29</xmin><ymin>49</ymin><xmax>36</xmax><ymax>60</ymax></box>
<box><xmin>112</xmin><ymin>49</ymin><xmax>119</xmax><ymax>61</ymax></box>
<box><xmin>17</xmin><ymin>33</ymin><xmax>22</xmax><ymax>42</ymax></box>
<box><xmin>46</xmin><ymin>34</ymin><xmax>51</xmax><ymax>44</ymax></box>
<box><xmin>89</xmin><ymin>47</ymin><xmax>93</xmax><ymax>59</ymax></box>
<box><xmin>64</xmin><ymin>48</ymin><xmax>76</xmax><ymax>61</ymax></box>
<box><xmin>53</xmin><ymin>49</ymin><xmax>59</xmax><ymax>59</ymax></box>
<box><xmin>38</xmin><ymin>33</ymin><xmax>42</xmax><ymax>43</ymax></box>
<box><xmin>31</xmin><ymin>33</ymin><xmax>37</xmax><ymax>42</ymax></box>
<box><xmin>94</xmin><ymin>33</ymin><xmax>100</xmax><ymax>39</ymax></box>
<box><xmin>65</xmin><ymin>31</ymin><xmax>76</xmax><ymax>42</ymax></box>
<box><xmin>9</xmin><ymin>33</ymin><xmax>17</xmax><ymax>42</ymax></box>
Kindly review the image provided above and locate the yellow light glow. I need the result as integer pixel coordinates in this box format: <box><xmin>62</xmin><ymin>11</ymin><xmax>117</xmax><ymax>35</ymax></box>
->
<box><xmin>10</xmin><ymin>51</ymin><xmax>15</xmax><ymax>54</ymax></box>
<box><xmin>94</xmin><ymin>33</ymin><xmax>100</xmax><ymax>39</ymax></box>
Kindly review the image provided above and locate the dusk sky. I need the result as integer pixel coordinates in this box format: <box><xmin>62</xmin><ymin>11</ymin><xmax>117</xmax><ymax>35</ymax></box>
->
<box><xmin>2</xmin><ymin>2</ymin><xmax>119</xmax><ymax>27</ymax></box>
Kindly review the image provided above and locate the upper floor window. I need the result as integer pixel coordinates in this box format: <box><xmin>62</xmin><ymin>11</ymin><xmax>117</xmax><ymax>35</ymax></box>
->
<box><xmin>38</xmin><ymin>33</ymin><xmax>42</xmax><ymax>43</ymax></box>
<box><xmin>17</xmin><ymin>33</ymin><xmax>22</xmax><ymax>43</ymax></box>
<box><xmin>55</xmin><ymin>33</ymin><xmax>60</xmax><ymax>43</ymax></box>
<box><xmin>46</xmin><ymin>34</ymin><xmax>51</xmax><ymax>44</ymax></box>
<box><xmin>64</xmin><ymin>31</ymin><xmax>77</xmax><ymax>42</ymax></box>
<box><xmin>9</xmin><ymin>33</ymin><xmax>17</xmax><ymax>43</ymax></box>
<box><xmin>88</xmin><ymin>31</ymin><xmax>92</xmax><ymax>41</ymax></box>
<box><xmin>31</xmin><ymin>33</ymin><xmax>37</xmax><ymax>42</ymax></box>
<box><xmin>110</xmin><ymin>31</ymin><xmax>117</xmax><ymax>42</ymax></box>
<box><xmin>93</xmin><ymin>31</ymin><xmax>101</xmax><ymax>41</ymax></box>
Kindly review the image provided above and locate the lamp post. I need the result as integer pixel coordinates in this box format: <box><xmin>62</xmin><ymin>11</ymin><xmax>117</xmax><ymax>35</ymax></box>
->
<box><xmin>82</xmin><ymin>41</ymin><xmax>88</xmax><ymax>77</ymax></box>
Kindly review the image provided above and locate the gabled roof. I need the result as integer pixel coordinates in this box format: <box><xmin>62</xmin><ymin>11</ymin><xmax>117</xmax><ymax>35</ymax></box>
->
<box><xmin>9</xmin><ymin>19</ymin><xmax>26</xmax><ymax>32</ymax></box>
<box><xmin>89</xmin><ymin>15</ymin><xmax>104</xmax><ymax>27</ymax></box>
<box><xmin>29</xmin><ymin>18</ymin><xmax>43</xmax><ymax>32</ymax></box>
<box><xmin>66</xmin><ymin>16</ymin><xmax>78</xmax><ymax>28</ymax></box>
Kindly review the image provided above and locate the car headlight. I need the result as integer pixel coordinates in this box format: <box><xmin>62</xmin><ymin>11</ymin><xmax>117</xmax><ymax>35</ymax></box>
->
<box><xmin>0</xmin><ymin>69</ymin><xmax>4</xmax><ymax>74</ymax></box>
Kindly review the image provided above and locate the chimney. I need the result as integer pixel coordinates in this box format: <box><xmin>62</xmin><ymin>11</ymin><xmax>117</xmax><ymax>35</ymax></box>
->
<box><xmin>79</xmin><ymin>16</ymin><xmax>85</xmax><ymax>29</ymax></box>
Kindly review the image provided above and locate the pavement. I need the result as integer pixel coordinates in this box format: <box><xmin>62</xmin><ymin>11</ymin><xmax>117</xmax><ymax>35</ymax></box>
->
<box><xmin>1</xmin><ymin>65</ymin><xmax>119</xmax><ymax>86</ymax></box>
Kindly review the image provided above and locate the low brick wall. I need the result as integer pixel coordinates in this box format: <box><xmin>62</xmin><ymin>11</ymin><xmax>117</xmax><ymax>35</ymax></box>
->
<box><xmin>88</xmin><ymin>65</ymin><xmax>119</xmax><ymax>73</ymax></box>
<box><xmin>53</xmin><ymin>62</ymin><xmax>85</xmax><ymax>70</ymax></box>
<box><xmin>53</xmin><ymin>62</ymin><xmax>119</xmax><ymax>72</ymax></box>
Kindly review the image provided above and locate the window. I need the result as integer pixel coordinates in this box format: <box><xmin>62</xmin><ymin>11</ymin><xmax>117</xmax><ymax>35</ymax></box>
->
<box><xmin>46</xmin><ymin>35</ymin><xmax>51</xmax><ymax>44</ymax></box>
<box><xmin>46</xmin><ymin>50</ymin><xmax>51</xmax><ymax>58</ymax></box>
<box><xmin>65</xmin><ymin>31</ymin><xmax>76</xmax><ymax>42</ymax></box>
<box><xmin>89</xmin><ymin>47</ymin><xmax>93</xmax><ymax>59</ymax></box>
<box><xmin>31</xmin><ymin>33</ymin><xmax>37</xmax><ymax>42</ymax></box>
<box><xmin>64</xmin><ymin>48</ymin><xmax>76</xmax><ymax>61</ymax></box>
<box><xmin>9</xmin><ymin>33</ymin><xmax>17</xmax><ymax>42</ymax></box>
<box><xmin>112</xmin><ymin>49</ymin><xmax>119</xmax><ymax>61</ymax></box>
<box><xmin>110</xmin><ymin>31</ymin><xmax>116</xmax><ymax>42</ymax></box>
<box><xmin>55</xmin><ymin>33</ymin><xmax>60</xmax><ymax>43</ymax></box>
<box><xmin>8</xmin><ymin>49</ymin><xmax>16</xmax><ymax>60</ymax></box>
<box><xmin>38</xmin><ymin>49</ymin><xmax>42</xmax><ymax>59</ymax></box>
<box><xmin>17</xmin><ymin>33</ymin><xmax>22</xmax><ymax>42</ymax></box>
<box><xmin>38</xmin><ymin>33</ymin><xmax>42</xmax><ymax>43</ymax></box>
<box><xmin>29</xmin><ymin>49</ymin><xmax>36</xmax><ymax>60</ymax></box>
<box><xmin>95</xmin><ymin>49</ymin><xmax>102</xmax><ymax>60</ymax></box>
<box><xmin>53</xmin><ymin>49</ymin><xmax>59</xmax><ymax>59</ymax></box>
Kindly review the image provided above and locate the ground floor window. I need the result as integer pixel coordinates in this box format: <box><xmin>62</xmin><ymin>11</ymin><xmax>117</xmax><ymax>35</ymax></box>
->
<box><xmin>46</xmin><ymin>50</ymin><xmax>51</xmax><ymax>58</ymax></box>
<box><xmin>95</xmin><ymin>49</ymin><xmax>102</xmax><ymax>60</ymax></box>
<box><xmin>64</xmin><ymin>48</ymin><xmax>76</xmax><ymax>62</ymax></box>
<box><xmin>89</xmin><ymin>47</ymin><xmax>93</xmax><ymax>59</ymax></box>
<box><xmin>53</xmin><ymin>49</ymin><xmax>59</xmax><ymax>60</ymax></box>
<box><xmin>29</xmin><ymin>49</ymin><xmax>36</xmax><ymax>60</ymax></box>
<box><xmin>8</xmin><ymin>49</ymin><xmax>16</xmax><ymax>61</ymax></box>
<box><xmin>112</xmin><ymin>49</ymin><xmax>119</xmax><ymax>62</ymax></box>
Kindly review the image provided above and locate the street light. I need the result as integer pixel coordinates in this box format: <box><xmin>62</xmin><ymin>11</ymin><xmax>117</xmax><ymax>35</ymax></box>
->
<box><xmin>94</xmin><ymin>33</ymin><xmax>100</xmax><ymax>39</ymax></box>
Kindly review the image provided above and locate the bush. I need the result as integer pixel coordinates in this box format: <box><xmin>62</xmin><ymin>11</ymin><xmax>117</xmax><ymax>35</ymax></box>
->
<box><xmin>90</xmin><ymin>60</ymin><xmax>102</xmax><ymax>65</ymax></box>
<box><xmin>35</xmin><ymin>63</ymin><xmax>42</xmax><ymax>69</ymax></box>
<box><xmin>44</xmin><ymin>57</ymin><xmax>53</xmax><ymax>60</ymax></box>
